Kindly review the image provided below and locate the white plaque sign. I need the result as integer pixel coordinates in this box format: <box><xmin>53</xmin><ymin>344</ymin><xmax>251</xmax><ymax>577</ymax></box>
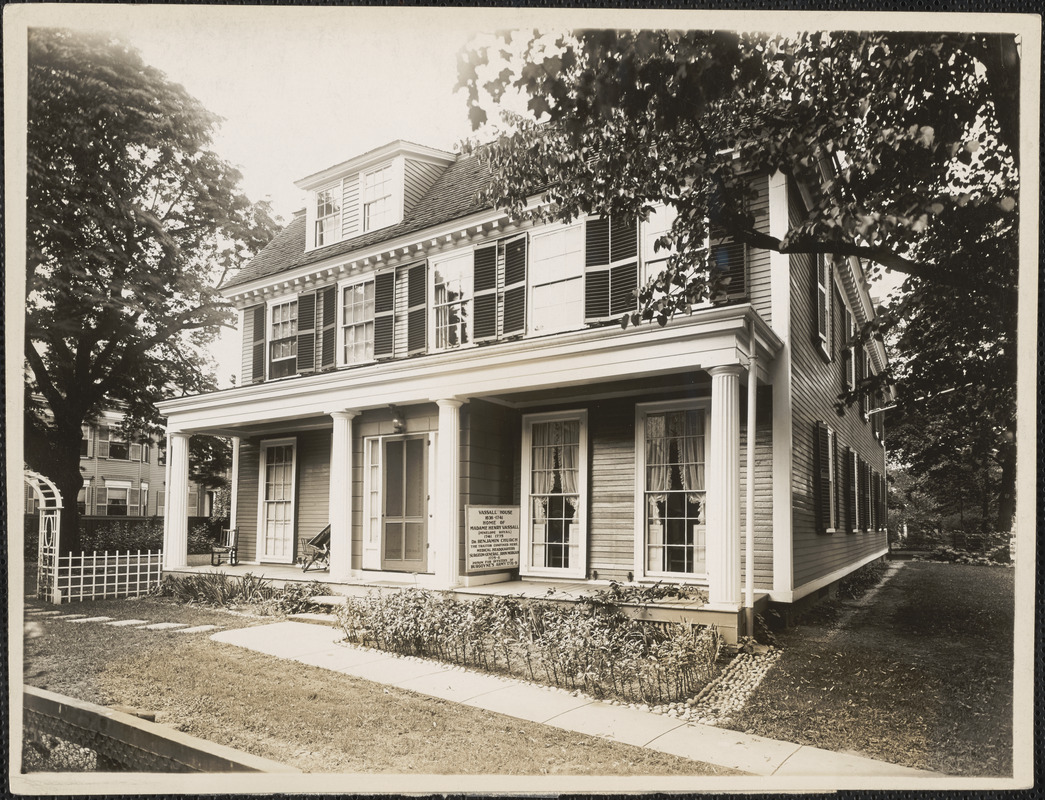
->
<box><xmin>465</xmin><ymin>505</ymin><xmax>521</xmax><ymax>571</ymax></box>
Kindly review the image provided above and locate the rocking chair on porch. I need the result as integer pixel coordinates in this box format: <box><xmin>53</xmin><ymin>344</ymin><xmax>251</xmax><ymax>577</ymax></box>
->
<box><xmin>300</xmin><ymin>525</ymin><xmax>331</xmax><ymax>573</ymax></box>
<box><xmin>211</xmin><ymin>528</ymin><xmax>239</xmax><ymax>567</ymax></box>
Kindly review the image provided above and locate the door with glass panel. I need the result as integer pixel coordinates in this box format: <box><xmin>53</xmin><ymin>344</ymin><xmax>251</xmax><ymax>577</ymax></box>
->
<box><xmin>259</xmin><ymin>440</ymin><xmax>296</xmax><ymax>563</ymax></box>
<box><xmin>381</xmin><ymin>435</ymin><xmax>428</xmax><ymax>572</ymax></box>
<box><xmin>644</xmin><ymin>408</ymin><xmax>707</xmax><ymax>576</ymax></box>
<box><xmin>524</xmin><ymin>414</ymin><xmax>586</xmax><ymax>576</ymax></box>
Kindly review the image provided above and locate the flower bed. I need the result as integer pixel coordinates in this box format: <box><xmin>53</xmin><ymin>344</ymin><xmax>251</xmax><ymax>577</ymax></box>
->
<box><xmin>337</xmin><ymin>588</ymin><xmax>721</xmax><ymax>706</ymax></box>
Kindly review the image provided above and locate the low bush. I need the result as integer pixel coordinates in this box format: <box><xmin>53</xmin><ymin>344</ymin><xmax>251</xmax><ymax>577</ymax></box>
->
<box><xmin>838</xmin><ymin>559</ymin><xmax>888</xmax><ymax>599</ymax></box>
<box><xmin>156</xmin><ymin>572</ymin><xmax>326</xmax><ymax>615</ymax></box>
<box><xmin>921</xmin><ymin>544</ymin><xmax>1011</xmax><ymax>566</ymax></box>
<box><xmin>338</xmin><ymin>589</ymin><xmax>720</xmax><ymax>706</ymax></box>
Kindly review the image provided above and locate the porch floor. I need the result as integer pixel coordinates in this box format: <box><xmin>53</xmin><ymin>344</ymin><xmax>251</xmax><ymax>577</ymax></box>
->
<box><xmin>166</xmin><ymin>562</ymin><xmax>765</xmax><ymax>642</ymax></box>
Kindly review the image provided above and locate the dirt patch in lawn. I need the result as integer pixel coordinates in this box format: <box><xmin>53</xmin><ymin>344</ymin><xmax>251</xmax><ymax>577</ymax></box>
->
<box><xmin>725</xmin><ymin>561</ymin><xmax>1014</xmax><ymax>776</ymax></box>
<box><xmin>22</xmin><ymin>597</ymin><xmax>742</xmax><ymax>776</ymax></box>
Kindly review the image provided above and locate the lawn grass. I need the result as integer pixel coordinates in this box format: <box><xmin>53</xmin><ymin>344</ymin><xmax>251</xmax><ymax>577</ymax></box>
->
<box><xmin>22</xmin><ymin>596</ymin><xmax>743</xmax><ymax>776</ymax></box>
<box><xmin>726</xmin><ymin>561</ymin><xmax>1014</xmax><ymax>776</ymax></box>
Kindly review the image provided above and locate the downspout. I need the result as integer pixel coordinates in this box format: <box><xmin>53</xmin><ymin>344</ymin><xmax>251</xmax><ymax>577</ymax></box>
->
<box><xmin>745</xmin><ymin>318</ymin><xmax>757</xmax><ymax>637</ymax></box>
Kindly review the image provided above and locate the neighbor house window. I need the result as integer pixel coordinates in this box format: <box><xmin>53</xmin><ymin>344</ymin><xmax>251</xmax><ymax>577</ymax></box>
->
<box><xmin>77</xmin><ymin>480</ymin><xmax>91</xmax><ymax>515</ymax></box>
<box><xmin>432</xmin><ymin>250</ymin><xmax>473</xmax><ymax>350</ymax></box>
<box><xmin>643</xmin><ymin>407</ymin><xmax>707</xmax><ymax>575</ymax></box>
<box><xmin>140</xmin><ymin>482</ymin><xmax>149</xmax><ymax>517</ymax></box>
<box><xmin>108</xmin><ymin>432</ymin><xmax>129</xmax><ymax>461</ymax></box>
<box><xmin>80</xmin><ymin>426</ymin><xmax>91</xmax><ymax>457</ymax></box>
<box><xmin>269</xmin><ymin>299</ymin><xmax>298</xmax><ymax>378</ymax></box>
<box><xmin>362</xmin><ymin>165</ymin><xmax>395</xmax><ymax>231</ymax></box>
<box><xmin>341</xmin><ymin>279</ymin><xmax>376</xmax><ymax>364</ymax></box>
<box><xmin>315</xmin><ymin>186</ymin><xmax>341</xmax><ymax>247</ymax></box>
<box><xmin>530</xmin><ymin>223</ymin><xmax>584</xmax><ymax>335</ymax></box>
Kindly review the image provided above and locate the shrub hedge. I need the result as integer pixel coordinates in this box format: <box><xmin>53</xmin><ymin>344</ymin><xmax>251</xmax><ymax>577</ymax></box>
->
<box><xmin>156</xmin><ymin>571</ymin><xmax>327</xmax><ymax>615</ymax></box>
<box><xmin>338</xmin><ymin>588</ymin><xmax>720</xmax><ymax>706</ymax></box>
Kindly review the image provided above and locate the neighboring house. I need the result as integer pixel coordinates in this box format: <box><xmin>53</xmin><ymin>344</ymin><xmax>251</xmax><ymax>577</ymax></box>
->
<box><xmin>157</xmin><ymin>139</ymin><xmax>889</xmax><ymax>631</ymax></box>
<box><xmin>24</xmin><ymin>408</ymin><xmax>215</xmax><ymax>519</ymax></box>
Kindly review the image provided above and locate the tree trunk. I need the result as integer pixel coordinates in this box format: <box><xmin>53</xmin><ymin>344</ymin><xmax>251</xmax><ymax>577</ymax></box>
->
<box><xmin>995</xmin><ymin>438</ymin><xmax>1016</xmax><ymax>532</ymax></box>
<box><xmin>24</xmin><ymin>416</ymin><xmax>85</xmax><ymax>554</ymax></box>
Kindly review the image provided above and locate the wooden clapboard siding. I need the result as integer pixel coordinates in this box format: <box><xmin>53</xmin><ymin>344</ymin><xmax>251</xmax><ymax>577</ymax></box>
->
<box><xmin>788</xmin><ymin>186</ymin><xmax>888</xmax><ymax>589</ymax></box>
<box><xmin>235</xmin><ymin>441</ymin><xmax>260</xmax><ymax>563</ymax></box>
<box><xmin>341</xmin><ymin>175</ymin><xmax>360</xmax><ymax>239</ymax></box>
<box><xmin>747</xmin><ymin>174</ymin><xmax>773</xmax><ymax>325</ymax></box>
<box><xmin>587</xmin><ymin>398</ymin><xmax>638</xmax><ymax>580</ymax></box>
<box><xmin>295</xmin><ymin>430</ymin><xmax>332</xmax><ymax>552</ymax></box>
<box><xmin>738</xmin><ymin>388</ymin><xmax>775</xmax><ymax>590</ymax></box>
<box><xmin>460</xmin><ymin>400</ymin><xmax>520</xmax><ymax>576</ymax></box>
<box><xmin>404</xmin><ymin>159</ymin><xmax>447</xmax><ymax>214</ymax></box>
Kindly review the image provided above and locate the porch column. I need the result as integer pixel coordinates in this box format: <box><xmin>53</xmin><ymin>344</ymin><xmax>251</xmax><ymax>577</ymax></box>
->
<box><xmin>706</xmin><ymin>366</ymin><xmax>742</xmax><ymax>608</ymax></box>
<box><xmin>328</xmin><ymin>411</ymin><xmax>359</xmax><ymax>582</ymax></box>
<box><xmin>435</xmin><ymin>399</ymin><xmax>463</xmax><ymax>588</ymax></box>
<box><xmin>162</xmin><ymin>431</ymin><xmax>191</xmax><ymax>570</ymax></box>
<box><xmin>229</xmin><ymin>436</ymin><xmax>240</xmax><ymax>529</ymax></box>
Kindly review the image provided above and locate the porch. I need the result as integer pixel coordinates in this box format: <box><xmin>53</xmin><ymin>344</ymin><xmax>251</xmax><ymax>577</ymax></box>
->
<box><xmin>163</xmin><ymin>562</ymin><xmax>768</xmax><ymax>642</ymax></box>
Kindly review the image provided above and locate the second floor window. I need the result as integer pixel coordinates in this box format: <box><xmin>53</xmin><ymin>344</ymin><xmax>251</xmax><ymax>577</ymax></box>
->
<box><xmin>362</xmin><ymin>165</ymin><xmax>394</xmax><ymax>232</ymax></box>
<box><xmin>270</xmin><ymin>299</ymin><xmax>298</xmax><ymax>379</ymax></box>
<box><xmin>342</xmin><ymin>280</ymin><xmax>376</xmax><ymax>364</ymax></box>
<box><xmin>432</xmin><ymin>251</ymin><xmax>472</xmax><ymax>350</ymax></box>
<box><xmin>315</xmin><ymin>187</ymin><xmax>340</xmax><ymax>246</ymax></box>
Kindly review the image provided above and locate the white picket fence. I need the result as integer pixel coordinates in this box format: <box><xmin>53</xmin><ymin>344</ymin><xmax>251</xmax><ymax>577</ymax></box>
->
<box><xmin>38</xmin><ymin>546</ymin><xmax>163</xmax><ymax>604</ymax></box>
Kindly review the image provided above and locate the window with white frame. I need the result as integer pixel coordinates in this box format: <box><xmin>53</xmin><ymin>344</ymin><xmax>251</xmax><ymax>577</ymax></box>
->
<box><xmin>77</xmin><ymin>479</ymin><xmax>91</xmax><ymax>515</ymax></box>
<box><xmin>815</xmin><ymin>254</ymin><xmax>832</xmax><ymax>359</ymax></box>
<box><xmin>362</xmin><ymin>164</ymin><xmax>395</xmax><ymax>232</ymax></box>
<box><xmin>269</xmin><ymin>299</ymin><xmax>298</xmax><ymax>378</ymax></box>
<box><xmin>529</xmin><ymin>223</ymin><xmax>584</xmax><ymax>334</ymax></box>
<box><xmin>341</xmin><ymin>279</ymin><xmax>376</xmax><ymax>364</ymax></box>
<box><xmin>432</xmin><ymin>250</ymin><xmax>473</xmax><ymax>350</ymax></box>
<box><xmin>80</xmin><ymin>425</ymin><xmax>91</xmax><ymax>457</ymax></box>
<box><xmin>642</xmin><ymin>406</ymin><xmax>708</xmax><ymax>575</ymax></box>
<box><xmin>141</xmin><ymin>482</ymin><xmax>149</xmax><ymax>517</ymax></box>
<box><xmin>523</xmin><ymin>413</ymin><xmax>587</xmax><ymax>576</ymax></box>
<box><xmin>315</xmin><ymin>186</ymin><xmax>341</xmax><ymax>247</ymax></box>
<box><xmin>641</xmin><ymin>203</ymin><xmax>678</xmax><ymax>283</ymax></box>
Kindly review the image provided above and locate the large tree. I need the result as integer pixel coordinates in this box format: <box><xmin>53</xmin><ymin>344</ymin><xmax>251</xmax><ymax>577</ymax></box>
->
<box><xmin>457</xmin><ymin>28</ymin><xmax>1021</xmax><ymax>529</ymax></box>
<box><xmin>25</xmin><ymin>28</ymin><xmax>278</xmax><ymax>551</ymax></box>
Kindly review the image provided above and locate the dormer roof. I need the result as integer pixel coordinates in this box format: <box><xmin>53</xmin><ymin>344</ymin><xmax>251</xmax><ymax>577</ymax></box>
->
<box><xmin>294</xmin><ymin>140</ymin><xmax>455</xmax><ymax>191</ymax></box>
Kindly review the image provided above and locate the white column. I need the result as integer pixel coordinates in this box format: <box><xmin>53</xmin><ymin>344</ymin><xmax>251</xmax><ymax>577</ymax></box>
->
<box><xmin>163</xmin><ymin>431</ymin><xmax>191</xmax><ymax>570</ymax></box>
<box><xmin>706</xmin><ymin>366</ymin><xmax>742</xmax><ymax>608</ymax></box>
<box><xmin>229</xmin><ymin>436</ymin><xmax>240</xmax><ymax>530</ymax></box>
<box><xmin>435</xmin><ymin>399</ymin><xmax>463</xmax><ymax>588</ymax></box>
<box><xmin>328</xmin><ymin>411</ymin><xmax>359</xmax><ymax>582</ymax></box>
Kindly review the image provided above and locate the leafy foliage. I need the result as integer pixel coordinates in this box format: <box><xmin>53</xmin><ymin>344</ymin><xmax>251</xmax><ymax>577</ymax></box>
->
<box><xmin>339</xmin><ymin>588</ymin><xmax>720</xmax><ymax>705</ymax></box>
<box><xmin>158</xmin><ymin>572</ymin><xmax>326</xmax><ymax>614</ymax></box>
<box><xmin>25</xmin><ymin>28</ymin><xmax>278</xmax><ymax>551</ymax></box>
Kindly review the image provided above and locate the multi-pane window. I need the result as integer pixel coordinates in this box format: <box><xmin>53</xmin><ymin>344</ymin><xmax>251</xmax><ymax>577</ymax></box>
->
<box><xmin>362</xmin><ymin>165</ymin><xmax>394</xmax><ymax>231</ymax></box>
<box><xmin>341</xmin><ymin>280</ymin><xmax>375</xmax><ymax>364</ymax></box>
<box><xmin>269</xmin><ymin>299</ymin><xmax>298</xmax><ymax>378</ymax></box>
<box><xmin>315</xmin><ymin>186</ymin><xmax>341</xmax><ymax>247</ymax></box>
<box><xmin>106</xmin><ymin>487</ymin><xmax>129</xmax><ymax>516</ymax></box>
<box><xmin>432</xmin><ymin>251</ymin><xmax>473</xmax><ymax>350</ymax></box>
<box><xmin>529</xmin><ymin>419</ymin><xmax>581</xmax><ymax>570</ymax></box>
<box><xmin>80</xmin><ymin>426</ymin><xmax>90</xmax><ymax>457</ymax></box>
<box><xmin>644</xmin><ymin>409</ymin><xmax>707</xmax><ymax>574</ymax></box>
<box><xmin>108</xmin><ymin>433</ymin><xmax>130</xmax><ymax>461</ymax></box>
<box><xmin>530</xmin><ymin>224</ymin><xmax>584</xmax><ymax>334</ymax></box>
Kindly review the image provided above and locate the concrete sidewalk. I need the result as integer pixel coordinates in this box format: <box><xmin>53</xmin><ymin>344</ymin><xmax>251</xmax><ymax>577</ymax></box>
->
<box><xmin>211</xmin><ymin>621</ymin><xmax>935</xmax><ymax>778</ymax></box>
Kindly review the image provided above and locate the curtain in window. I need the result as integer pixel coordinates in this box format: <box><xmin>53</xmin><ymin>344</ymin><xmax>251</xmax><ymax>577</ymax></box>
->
<box><xmin>682</xmin><ymin>410</ymin><xmax>705</xmax><ymax>504</ymax></box>
<box><xmin>559</xmin><ymin>420</ymin><xmax>580</xmax><ymax>517</ymax></box>
<box><xmin>645</xmin><ymin>414</ymin><xmax>670</xmax><ymax>516</ymax></box>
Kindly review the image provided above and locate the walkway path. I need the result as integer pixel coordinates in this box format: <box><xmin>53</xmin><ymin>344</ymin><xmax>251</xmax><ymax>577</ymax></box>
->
<box><xmin>24</xmin><ymin>605</ymin><xmax>224</xmax><ymax>636</ymax></box>
<box><xmin>213</xmin><ymin>620</ymin><xmax>936</xmax><ymax>778</ymax></box>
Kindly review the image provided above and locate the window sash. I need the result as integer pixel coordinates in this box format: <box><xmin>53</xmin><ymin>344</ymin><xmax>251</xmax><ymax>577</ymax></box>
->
<box><xmin>432</xmin><ymin>251</ymin><xmax>473</xmax><ymax>350</ymax></box>
<box><xmin>315</xmin><ymin>187</ymin><xmax>341</xmax><ymax>246</ymax></box>
<box><xmin>269</xmin><ymin>300</ymin><xmax>299</xmax><ymax>376</ymax></box>
<box><xmin>341</xmin><ymin>280</ymin><xmax>376</xmax><ymax>365</ymax></box>
<box><xmin>362</xmin><ymin>166</ymin><xmax>394</xmax><ymax>231</ymax></box>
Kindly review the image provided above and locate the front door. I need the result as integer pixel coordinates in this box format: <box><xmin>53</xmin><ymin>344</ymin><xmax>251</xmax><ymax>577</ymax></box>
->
<box><xmin>381</xmin><ymin>435</ymin><xmax>428</xmax><ymax>572</ymax></box>
<box><xmin>259</xmin><ymin>439</ymin><xmax>296</xmax><ymax>563</ymax></box>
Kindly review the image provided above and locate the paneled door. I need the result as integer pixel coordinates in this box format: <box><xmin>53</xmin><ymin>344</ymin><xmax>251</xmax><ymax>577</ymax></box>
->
<box><xmin>381</xmin><ymin>435</ymin><xmax>428</xmax><ymax>572</ymax></box>
<box><xmin>259</xmin><ymin>439</ymin><xmax>296</xmax><ymax>563</ymax></box>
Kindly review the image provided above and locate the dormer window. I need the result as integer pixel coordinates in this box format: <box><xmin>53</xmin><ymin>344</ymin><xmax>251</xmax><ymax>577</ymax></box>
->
<box><xmin>315</xmin><ymin>186</ymin><xmax>341</xmax><ymax>247</ymax></box>
<box><xmin>362</xmin><ymin>165</ymin><xmax>395</xmax><ymax>232</ymax></box>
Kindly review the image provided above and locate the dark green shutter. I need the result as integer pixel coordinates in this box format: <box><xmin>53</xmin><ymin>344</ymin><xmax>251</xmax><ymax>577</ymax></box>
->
<box><xmin>407</xmin><ymin>263</ymin><xmax>427</xmax><ymax>355</ymax></box>
<box><xmin>503</xmin><ymin>236</ymin><xmax>527</xmax><ymax>335</ymax></box>
<box><xmin>585</xmin><ymin>215</ymin><xmax>610</xmax><ymax>268</ymax></box>
<box><xmin>250</xmin><ymin>305</ymin><xmax>266</xmax><ymax>383</ymax></box>
<box><xmin>374</xmin><ymin>271</ymin><xmax>395</xmax><ymax>358</ymax></box>
<box><xmin>844</xmin><ymin>446</ymin><xmax>856</xmax><ymax>532</ymax></box>
<box><xmin>609</xmin><ymin>262</ymin><xmax>638</xmax><ymax>316</ymax></box>
<box><xmin>320</xmin><ymin>286</ymin><xmax>337</xmax><ymax>369</ymax></box>
<box><xmin>296</xmin><ymin>292</ymin><xmax>317</xmax><ymax>374</ymax></box>
<box><xmin>609</xmin><ymin>216</ymin><xmax>637</xmax><ymax>262</ymax></box>
<box><xmin>814</xmin><ymin>421</ymin><xmax>832</xmax><ymax>534</ymax></box>
<box><xmin>813</xmin><ymin>254</ymin><xmax>828</xmax><ymax>351</ymax></box>
<box><xmin>473</xmin><ymin>244</ymin><xmax>498</xmax><ymax>342</ymax></box>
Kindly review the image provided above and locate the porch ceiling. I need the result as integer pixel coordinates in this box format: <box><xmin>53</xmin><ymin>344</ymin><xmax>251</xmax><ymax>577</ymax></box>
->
<box><xmin>159</xmin><ymin>304</ymin><xmax>782</xmax><ymax>435</ymax></box>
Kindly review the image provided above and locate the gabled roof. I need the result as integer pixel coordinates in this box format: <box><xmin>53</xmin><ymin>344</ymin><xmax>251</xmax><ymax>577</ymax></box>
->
<box><xmin>224</xmin><ymin>153</ymin><xmax>493</xmax><ymax>290</ymax></box>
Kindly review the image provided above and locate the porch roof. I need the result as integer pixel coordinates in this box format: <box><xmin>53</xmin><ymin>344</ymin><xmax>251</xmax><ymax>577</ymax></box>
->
<box><xmin>159</xmin><ymin>304</ymin><xmax>782</xmax><ymax>436</ymax></box>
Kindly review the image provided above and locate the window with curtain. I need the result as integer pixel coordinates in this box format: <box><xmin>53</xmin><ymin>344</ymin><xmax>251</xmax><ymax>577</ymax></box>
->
<box><xmin>644</xmin><ymin>409</ymin><xmax>706</xmax><ymax>574</ymax></box>
<box><xmin>432</xmin><ymin>250</ymin><xmax>473</xmax><ymax>350</ymax></box>
<box><xmin>529</xmin><ymin>419</ymin><xmax>580</xmax><ymax>570</ymax></box>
